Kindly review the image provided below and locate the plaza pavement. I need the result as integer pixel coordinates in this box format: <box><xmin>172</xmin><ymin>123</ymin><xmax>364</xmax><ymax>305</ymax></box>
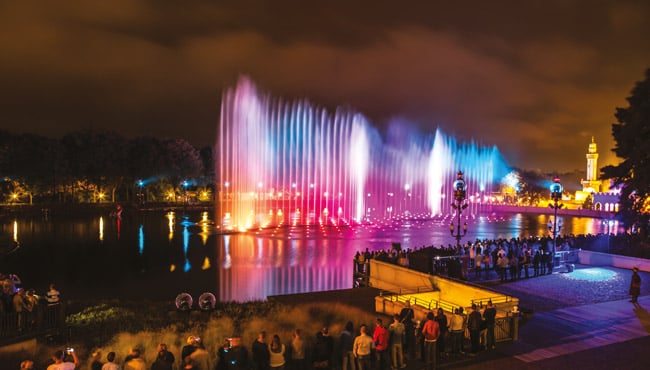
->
<box><xmin>460</xmin><ymin>295</ymin><xmax>650</xmax><ymax>370</ymax></box>
<box><xmin>272</xmin><ymin>264</ymin><xmax>650</xmax><ymax>369</ymax></box>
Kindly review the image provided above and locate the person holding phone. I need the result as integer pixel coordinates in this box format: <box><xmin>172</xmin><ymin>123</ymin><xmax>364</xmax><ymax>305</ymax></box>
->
<box><xmin>47</xmin><ymin>349</ymin><xmax>79</xmax><ymax>370</ymax></box>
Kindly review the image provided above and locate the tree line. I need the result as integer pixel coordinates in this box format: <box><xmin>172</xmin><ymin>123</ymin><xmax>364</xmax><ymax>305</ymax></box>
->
<box><xmin>0</xmin><ymin>129</ymin><xmax>213</xmax><ymax>204</ymax></box>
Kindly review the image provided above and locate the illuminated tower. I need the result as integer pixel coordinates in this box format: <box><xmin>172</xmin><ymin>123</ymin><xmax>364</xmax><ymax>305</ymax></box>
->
<box><xmin>581</xmin><ymin>137</ymin><xmax>602</xmax><ymax>193</ymax></box>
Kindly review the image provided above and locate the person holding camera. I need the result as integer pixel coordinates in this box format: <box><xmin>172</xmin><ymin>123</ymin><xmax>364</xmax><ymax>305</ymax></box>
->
<box><xmin>47</xmin><ymin>349</ymin><xmax>79</xmax><ymax>370</ymax></box>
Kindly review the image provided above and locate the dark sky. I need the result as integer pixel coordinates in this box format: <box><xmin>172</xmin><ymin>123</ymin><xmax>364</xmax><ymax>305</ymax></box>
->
<box><xmin>2</xmin><ymin>0</ymin><xmax>649</xmax><ymax>173</ymax></box>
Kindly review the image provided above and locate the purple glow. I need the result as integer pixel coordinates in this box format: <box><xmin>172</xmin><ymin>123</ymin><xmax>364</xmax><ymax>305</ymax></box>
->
<box><xmin>217</xmin><ymin>77</ymin><xmax>510</xmax><ymax>230</ymax></box>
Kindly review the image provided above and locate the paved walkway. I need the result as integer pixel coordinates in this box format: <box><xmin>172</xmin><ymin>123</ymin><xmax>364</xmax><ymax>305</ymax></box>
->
<box><xmin>433</xmin><ymin>265</ymin><xmax>650</xmax><ymax>369</ymax></box>
<box><xmin>274</xmin><ymin>265</ymin><xmax>650</xmax><ymax>369</ymax></box>
<box><xmin>505</xmin><ymin>295</ymin><xmax>650</xmax><ymax>364</ymax></box>
<box><xmin>415</xmin><ymin>296</ymin><xmax>650</xmax><ymax>370</ymax></box>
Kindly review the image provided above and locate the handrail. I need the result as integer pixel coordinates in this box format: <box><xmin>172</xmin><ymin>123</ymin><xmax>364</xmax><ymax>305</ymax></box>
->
<box><xmin>379</xmin><ymin>293</ymin><xmax>461</xmax><ymax>314</ymax></box>
<box><xmin>424</xmin><ymin>298</ymin><xmax>457</xmax><ymax>313</ymax></box>
<box><xmin>381</xmin><ymin>290</ymin><xmax>515</xmax><ymax>307</ymax></box>
<box><xmin>378</xmin><ymin>286</ymin><xmax>433</xmax><ymax>298</ymax></box>
<box><xmin>380</xmin><ymin>292</ymin><xmax>516</xmax><ymax>314</ymax></box>
<box><xmin>380</xmin><ymin>288</ymin><xmax>431</xmax><ymax>299</ymax></box>
<box><xmin>471</xmin><ymin>295</ymin><xmax>515</xmax><ymax>306</ymax></box>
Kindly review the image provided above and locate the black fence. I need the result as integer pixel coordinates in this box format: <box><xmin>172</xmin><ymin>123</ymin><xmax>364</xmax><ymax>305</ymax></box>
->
<box><xmin>0</xmin><ymin>303</ymin><xmax>65</xmax><ymax>342</ymax></box>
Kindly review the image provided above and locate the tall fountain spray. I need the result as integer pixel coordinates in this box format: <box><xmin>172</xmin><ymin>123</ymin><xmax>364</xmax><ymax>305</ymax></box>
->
<box><xmin>217</xmin><ymin>77</ymin><xmax>510</xmax><ymax>230</ymax></box>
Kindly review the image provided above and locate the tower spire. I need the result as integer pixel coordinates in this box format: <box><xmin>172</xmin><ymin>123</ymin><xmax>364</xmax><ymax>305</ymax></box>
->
<box><xmin>582</xmin><ymin>137</ymin><xmax>601</xmax><ymax>192</ymax></box>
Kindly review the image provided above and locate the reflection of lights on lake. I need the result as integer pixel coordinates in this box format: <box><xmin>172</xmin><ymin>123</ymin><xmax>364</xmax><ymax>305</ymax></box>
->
<box><xmin>138</xmin><ymin>224</ymin><xmax>144</xmax><ymax>255</ymax></box>
<box><xmin>202</xmin><ymin>256</ymin><xmax>211</xmax><ymax>270</ymax></box>
<box><xmin>562</xmin><ymin>267</ymin><xmax>617</xmax><ymax>282</ymax></box>
<box><xmin>99</xmin><ymin>217</ymin><xmax>104</xmax><ymax>241</ymax></box>
<box><xmin>183</xmin><ymin>225</ymin><xmax>191</xmax><ymax>272</ymax></box>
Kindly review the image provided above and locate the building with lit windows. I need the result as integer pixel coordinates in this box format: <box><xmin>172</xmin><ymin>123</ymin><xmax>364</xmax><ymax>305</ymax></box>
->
<box><xmin>575</xmin><ymin>137</ymin><xmax>620</xmax><ymax>212</ymax></box>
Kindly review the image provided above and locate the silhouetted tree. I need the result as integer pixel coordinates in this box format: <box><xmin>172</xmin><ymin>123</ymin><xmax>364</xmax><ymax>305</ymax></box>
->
<box><xmin>61</xmin><ymin>130</ymin><xmax>127</xmax><ymax>202</ymax></box>
<box><xmin>516</xmin><ymin>169</ymin><xmax>548</xmax><ymax>206</ymax></box>
<box><xmin>12</xmin><ymin>134</ymin><xmax>61</xmax><ymax>203</ymax></box>
<box><xmin>0</xmin><ymin>132</ymin><xmax>63</xmax><ymax>203</ymax></box>
<box><xmin>127</xmin><ymin>136</ymin><xmax>166</xmax><ymax>180</ymax></box>
<box><xmin>1</xmin><ymin>129</ymin><xmax>209</xmax><ymax>204</ymax></box>
<box><xmin>159</xmin><ymin>138</ymin><xmax>203</xmax><ymax>182</ymax></box>
<box><xmin>602</xmin><ymin>68</ymin><xmax>650</xmax><ymax>236</ymax></box>
<box><xmin>0</xmin><ymin>130</ymin><xmax>14</xmax><ymax>174</ymax></box>
<box><xmin>199</xmin><ymin>145</ymin><xmax>214</xmax><ymax>179</ymax></box>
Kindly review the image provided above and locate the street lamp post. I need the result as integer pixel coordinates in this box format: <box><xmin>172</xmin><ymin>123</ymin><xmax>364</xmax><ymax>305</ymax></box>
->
<box><xmin>450</xmin><ymin>171</ymin><xmax>468</xmax><ymax>254</ymax></box>
<box><xmin>548</xmin><ymin>176</ymin><xmax>564</xmax><ymax>262</ymax></box>
<box><xmin>137</xmin><ymin>179</ymin><xmax>145</xmax><ymax>206</ymax></box>
<box><xmin>602</xmin><ymin>219</ymin><xmax>613</xmax><ymax>253</ymax></box>
<box><xmin>182</xmin><ymin>180</ymin><xmax>190</xmax><ymax>205</ymax></box>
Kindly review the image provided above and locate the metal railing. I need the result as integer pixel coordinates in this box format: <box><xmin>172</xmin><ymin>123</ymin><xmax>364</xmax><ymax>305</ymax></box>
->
<box><xmin>0</xmin><ymin>304</ymin><xmax>64</xmax><ymax>341</ymax></box>
<box><xmin>423</xmin><ymin>298</ymin><xmax>457</xmax><ymax>313</ymax></box>
<box><xmin>378</xmin><ymin>293</ymin><xmax>519</xmax><ymax>342</ymax></box>
<box><xmin>555</xmin><ymin>249</ymin><xmax>579</xmax><ymax>265</ymax></box>
<box><xmin>471</xmin><ymin>295</ymin><xmax>516</xmax><ymax>307</ymax></box>
<box><xmin>495</xmin><ymin>315</ymin><xmax>515</xmax><ymax>342</ymax></box>
<box><xmin>379</xmin><ymin>288</ymin><xmax>458</xmax><ymax>312</ymax></box>
<box><xmin>369</xmin><ymin>259</ymin><xmax>522</xmax><ymax>343</ymax></box>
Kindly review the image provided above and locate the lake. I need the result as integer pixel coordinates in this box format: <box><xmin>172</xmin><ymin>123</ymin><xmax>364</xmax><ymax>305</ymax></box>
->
<box><xmin>0</xmin><ymin>209</ymin><xmax>610</xmax><ymax>302</ymax></box>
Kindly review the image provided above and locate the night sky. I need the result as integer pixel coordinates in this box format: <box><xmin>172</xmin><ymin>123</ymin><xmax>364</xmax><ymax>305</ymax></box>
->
<box><xmin>2</xmin><ymin>0</ymin><xmax>649</xmax><ymax>173</ymax></box>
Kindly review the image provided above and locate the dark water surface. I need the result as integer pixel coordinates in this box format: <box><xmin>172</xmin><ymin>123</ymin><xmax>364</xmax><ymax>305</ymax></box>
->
<box><xmin>0</xmin><ymin>210</ymin><xmax>609</xmax><ymax>302</ymax></box>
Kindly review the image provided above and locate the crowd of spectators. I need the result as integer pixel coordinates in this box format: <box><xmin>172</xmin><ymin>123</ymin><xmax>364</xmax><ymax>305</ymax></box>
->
<box><xmin>355</xmin><ymin>232</ymin><xmax>650</xmax><ymax>281</ymax></box>
<box><xmin>31</xmin><ymin>327</ymin><xmax>335</xmax><ymax>370</ymax></box>
<box><xmin>29</xmin><ymin>313</ymin><xmax>487</xmax><ymax>370</ymax></box>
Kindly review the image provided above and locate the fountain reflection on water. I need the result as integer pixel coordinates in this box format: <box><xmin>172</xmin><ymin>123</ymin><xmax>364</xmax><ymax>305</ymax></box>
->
<box><xmin>0</xmin><ymin>211</ymin><xmax>612</xmax><ymax>302</ymax></box>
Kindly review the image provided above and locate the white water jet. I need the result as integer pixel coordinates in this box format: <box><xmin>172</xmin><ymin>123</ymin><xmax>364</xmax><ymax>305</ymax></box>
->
<box><xmin>217</xmin><ymin>77</ymin><xmax>510</xmax><ymax>230</ymax></box>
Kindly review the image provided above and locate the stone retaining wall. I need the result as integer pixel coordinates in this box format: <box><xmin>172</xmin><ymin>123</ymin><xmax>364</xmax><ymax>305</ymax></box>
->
<box><xmin>578</xmin><ymin>250</ymin><xmax>650</xmax><ymax>272</ymax></box>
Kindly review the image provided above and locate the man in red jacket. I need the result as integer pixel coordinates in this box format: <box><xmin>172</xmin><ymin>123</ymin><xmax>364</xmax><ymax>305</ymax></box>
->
<box><xmin>421</xmin><ymin>312</ymin><xmax>440</xmax><ymax>370</ymax></box>
<box><xmin>373</xmin><ymin>318</ymin><xmax>390</xmax><ymax>370</ymax></box>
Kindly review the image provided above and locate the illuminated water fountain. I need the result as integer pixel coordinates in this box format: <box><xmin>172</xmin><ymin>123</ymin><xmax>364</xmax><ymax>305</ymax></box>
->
<box><xmin>217</xmin><ymin>77</ymin><xmax>510</xmax><ymax>230</ymax></box>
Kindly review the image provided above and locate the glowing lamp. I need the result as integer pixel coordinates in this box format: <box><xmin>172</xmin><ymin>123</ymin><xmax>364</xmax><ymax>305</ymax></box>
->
<box><xmin>548</xmin><ymin>176</ymin><xmax>564</xmax><ymax>265</ymax></box>
<box><xmin>453</xmin><ymin>171</ymin><xmax>467</xmax><ymax>202</ymax></box>
<box><xmin>550</xmin><ymin>182</ymin><xmax>563</xmax><ymax>200</ymax></box>
<box><xmin>450</xmin><ymin>171</ymin><xmax>468</xmax><ymax>253</ymax></box>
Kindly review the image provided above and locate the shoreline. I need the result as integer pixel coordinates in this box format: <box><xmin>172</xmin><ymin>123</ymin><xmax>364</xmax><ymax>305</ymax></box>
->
<box><xmin>1</xmin><ymin>202</ymin><xmax>213</xmax><ymax>217</ymax></box>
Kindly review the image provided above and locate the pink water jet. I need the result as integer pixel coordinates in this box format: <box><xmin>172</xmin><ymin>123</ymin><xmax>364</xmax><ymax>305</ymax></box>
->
<box><xmin>217</xmin><ymin>77</ymin><xmax>510</xmax><ymax>230</ymax></box>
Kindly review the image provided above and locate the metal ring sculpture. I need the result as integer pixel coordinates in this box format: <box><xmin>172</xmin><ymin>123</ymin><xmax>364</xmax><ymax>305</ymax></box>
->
<box><xmin>175</xmin><ymin>293</ymin><xmax>193</xmax><ymax>311</ymax></box>
<box><xmin>198</xmin><ymin>292</ymin><xmax>216</xmax><ymax>311</ymax></box>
